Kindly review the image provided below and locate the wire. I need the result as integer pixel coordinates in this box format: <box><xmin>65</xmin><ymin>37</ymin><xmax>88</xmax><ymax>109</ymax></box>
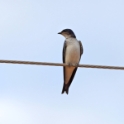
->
<box><xmin>0</xmin><ymin>59</ymin><xmax>124</xmax><ymax>70</ymax></box>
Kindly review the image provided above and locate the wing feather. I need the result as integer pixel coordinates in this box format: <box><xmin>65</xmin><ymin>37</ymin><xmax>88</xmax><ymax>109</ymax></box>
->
<box><xmin>62</xmin><ymin>41</ymin><xmax>66</xmax><ymax>81</ymax></box>
<box><xmin>79</xmin><ymin>40</ymin><xmax>83</xmax><ymax>57</ymax></box>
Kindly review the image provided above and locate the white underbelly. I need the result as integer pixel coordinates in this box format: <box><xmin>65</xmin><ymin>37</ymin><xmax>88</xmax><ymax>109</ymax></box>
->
<box><xmin>65</xmin><ymin>45</ymin><xmax>80</xmax><ymax>64</ymax></box>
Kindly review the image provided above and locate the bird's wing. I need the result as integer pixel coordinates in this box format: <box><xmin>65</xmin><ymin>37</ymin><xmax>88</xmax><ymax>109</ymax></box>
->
<box><xmin>79</xmin><ymin>40</ymin><xmax>83</xmax><ymax>57</ymax></box>
<box><xmin>62</xmin><ymin>41</ymin><xmax>66</xmax><ymax>81</ymax></box>
<box><xmin>63</xmin><ymin>41</ymin><xmax>66</xmax><ymax>63</ymax></box>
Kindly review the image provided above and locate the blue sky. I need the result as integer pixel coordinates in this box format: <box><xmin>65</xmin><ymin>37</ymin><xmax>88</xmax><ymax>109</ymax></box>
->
<box><xmin>0</xmin><ymin>0</ymin><xmax>124</xmax><ymax>124</ymax></box>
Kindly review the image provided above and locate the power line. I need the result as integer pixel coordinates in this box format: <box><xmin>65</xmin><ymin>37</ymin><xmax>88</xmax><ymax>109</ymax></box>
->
<box><xmin>0</xmin><ymin>59</ymin><xmax>124</xmax><ymax>70</ymax></box>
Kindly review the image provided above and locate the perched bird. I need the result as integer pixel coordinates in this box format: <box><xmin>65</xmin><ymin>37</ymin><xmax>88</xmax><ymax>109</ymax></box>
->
<box><xmin>58</xmin><ymin>29</ymin><xmax>83</xmax><ymax>94</ymax></box>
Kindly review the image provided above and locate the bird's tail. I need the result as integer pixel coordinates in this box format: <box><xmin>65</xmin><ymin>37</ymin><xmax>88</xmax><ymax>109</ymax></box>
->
<box><xmin>61</xmin><ymin>84</ymin><xmax>69</xmax><ymax>94</ymax></box>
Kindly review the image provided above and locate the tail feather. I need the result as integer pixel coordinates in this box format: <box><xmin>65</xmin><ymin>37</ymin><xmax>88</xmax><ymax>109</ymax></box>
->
<box><xmin>61</xmin><ymin>84</ymin><xmax>69</xmax><ymax>94</ymax></box>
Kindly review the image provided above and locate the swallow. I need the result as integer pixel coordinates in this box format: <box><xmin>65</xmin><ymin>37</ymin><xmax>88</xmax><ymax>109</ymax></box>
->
<box><xmin>58</xmin><ymin>29</ymin><xmax>83</xmax><ymax>94</ymax></box>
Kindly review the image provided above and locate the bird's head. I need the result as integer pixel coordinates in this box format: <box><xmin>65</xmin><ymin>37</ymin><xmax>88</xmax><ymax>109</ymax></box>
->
<box><xmin>58</xmin><ymin>29</ymin><xmax>76</xmax><ymax>38</ymax></box>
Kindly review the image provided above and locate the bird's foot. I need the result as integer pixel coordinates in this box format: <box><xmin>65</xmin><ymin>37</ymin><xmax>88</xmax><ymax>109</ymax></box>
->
<box><xmin>68</xmin><ymin>63</ymin><xmax>73</xmax><ymax>67</ymax></box>
<box><xmin>68</xmin><ymin>63</ymin><xmax>78</xmax><ymax>67</ymax></box>
<box><xmin>72</xmin><ymin>63</ymin><xmax>78</xmax><ymax>67</ymax></box>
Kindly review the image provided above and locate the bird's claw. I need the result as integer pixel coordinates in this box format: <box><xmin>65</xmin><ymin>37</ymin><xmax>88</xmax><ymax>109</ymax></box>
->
<box><xmin>68</xmin><ymin>63</ymin><xmax>72</xmax><ymax>67</ymax></box>
<box><xmin>68</xmin><ymin>63</ymin><xmax>78</xmax><ymax>67</ymax></box>
<box><xmin>72</xmin><ymin>63</ymin><xmax>78</xmax><ymax>67</ymax></box>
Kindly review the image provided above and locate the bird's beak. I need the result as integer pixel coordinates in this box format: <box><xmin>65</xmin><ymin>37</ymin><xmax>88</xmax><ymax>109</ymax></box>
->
<box><xmin>58</xmin><ymin>32</ymin><xmax>61</xmax><ymax>34</ymax></box>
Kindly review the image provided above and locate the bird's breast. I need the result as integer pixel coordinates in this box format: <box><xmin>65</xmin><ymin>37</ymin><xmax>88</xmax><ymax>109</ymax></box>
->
<box><xmin>65</xmin><ymin>41</ymin><xmax>80</xmax><ymax>64</ymax></box>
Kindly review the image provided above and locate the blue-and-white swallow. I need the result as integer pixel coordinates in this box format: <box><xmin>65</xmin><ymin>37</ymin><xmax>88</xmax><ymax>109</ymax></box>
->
<box><xmin>58</xmin><ymin>29</ymin><xmax>83</xmax><ymax>94</ymax></box>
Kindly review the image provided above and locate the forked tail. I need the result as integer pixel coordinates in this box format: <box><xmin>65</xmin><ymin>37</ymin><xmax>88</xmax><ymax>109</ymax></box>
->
<box><xmin>61</xmin><ymin>84</ymin><xmax>69</xmax><ymax>94</ymax></box>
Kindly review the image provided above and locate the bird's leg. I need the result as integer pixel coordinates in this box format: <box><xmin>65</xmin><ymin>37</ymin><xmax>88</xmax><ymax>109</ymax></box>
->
<box><xmin>72</xmin><ymin>63</ymin><xmax>79</xmax><ymax>67</ymax></box>
<box><xmin>68</xmin><ymin>63</ymin><xmax>72</xmax><ymax>67</ymax></box>
<box><xmin>68</xmin><ymin>63</ymin><xmax>78</xmax><ymax>67</ymax></box>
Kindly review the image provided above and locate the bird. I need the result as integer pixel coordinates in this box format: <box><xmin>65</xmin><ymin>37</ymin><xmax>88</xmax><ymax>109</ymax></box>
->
<box><xmin>58</xmin><ymin>29</ymin><xmax>83</xmax><ymax>94</ymax></box>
